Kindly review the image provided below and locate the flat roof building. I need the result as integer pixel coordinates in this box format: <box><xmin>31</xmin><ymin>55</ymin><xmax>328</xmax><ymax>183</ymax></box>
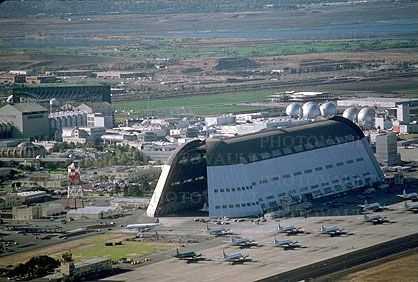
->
<box><xmin>67</xmin><ymin>206</ymin><xmax>117</xmax><ymax>220</ymax></box>
<box><xmin>0</xmin><ymin>103</ymin><xmax>49</xmax><ymax>139</ymax></box>
<box><xmin>375</xmin><ymin>133</ymin><xmax>400</xmax><ymax>166</ymax></box>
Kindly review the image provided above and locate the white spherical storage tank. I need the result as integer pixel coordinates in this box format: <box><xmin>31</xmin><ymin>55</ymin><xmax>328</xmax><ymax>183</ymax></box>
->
<box><xmin>357</xmin><ymin>107</ymin><xmax>375</xmax><ymax>129</ymax></box>
<box><xmin>320</xmin><ymin>102</ymin><xmax>337</xmax><ymax>118</ymax></box>
<box><xmin>285</xmin><ymin>103</ymin><xmax>302</xmax><ymax>119</ymax></box>
<box><xmin>343</xmin><ymin>107</ymin><xmax>359</xmax><ymax>123</ymax></box>
<box><xmin>302</xmin><ymin>102</ymin><xmax>321</xmax><ymax>120</ymax></box>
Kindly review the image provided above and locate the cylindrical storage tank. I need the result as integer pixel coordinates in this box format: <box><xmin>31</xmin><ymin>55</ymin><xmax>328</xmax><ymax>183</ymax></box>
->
<box><xmin>285</xmin><ymin>103</ymin><xmax>302</xmax><ymax>119</ymax></box>
<box><xmin>320</xmin><ymin>102</ymin><xmax>337</xmax><ymax>117</ymax></box>
<box><xmin>358</xmin><ymin>107</ymin><xmax>375</xmax><ymax>129</ymax></box>
<box><xmin>383</xmin><ymin>119</ymin><xmax>393</xmax><ymax>130</ymax></box>
<box><xmin>343</xmin><ymin>107</ymin><xmax>359</xmax><ymax>123</ymax></box>
<box><xmin>302</xmin><ymin>102</ymin><xmax>321</xmax><ymax>120</ymax></box>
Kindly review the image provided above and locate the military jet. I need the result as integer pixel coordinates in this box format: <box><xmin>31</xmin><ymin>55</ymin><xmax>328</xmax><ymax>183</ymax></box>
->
<box><xmin>363</xmin><ymin>214</ymin><xmax>390</xmax><ymax>225</ymax></box>
<box><xmin>397</xmin><ymin>189</ymin><xmax>418</xmax><ymax>201</ymax></box>
<box><xmin>277</xmin><ymin>223</ymin><xmax>305</xmax><ymax>235</ymax></box>
<box><xmin>174</xmin><ymin>248</ymin><xmax>201</xmax><ymax>260</ymax></box>
<box><xmin>358</xmin><ymin>200</ymin><xmax>388</xmax><ymax>212</ymax></box>
<box><xmin>320</xmin><ymin>225</ymin><xmax>348</xmax><ymax>237</ymax></box>
<box><xmin>125</xmin><ymin>222</ymin><xmax>160</xmax><ymax>232</ymax></box>
<box><xmin>404</xmin><ymin>201</ymin><xmax>418</xmax><ymax>213</ymax></box>
<box><xmin>272</xmin><ymin>238</ymin><xmax>303</xmax><ymax>250</ymax></box>
<box><xmin>227</xmin><ymin>237</ymin><xmax>258</xmax><ymax>248</ymax></box>
<box><xmin>222</xmin><ymin>249</ymin><xmax>251</xmax><ymax>264</ymax></box>
<box><xmin>207</xmin><ymin>224</ymin><xmax>232</xmax><ymax>237</ymax></box>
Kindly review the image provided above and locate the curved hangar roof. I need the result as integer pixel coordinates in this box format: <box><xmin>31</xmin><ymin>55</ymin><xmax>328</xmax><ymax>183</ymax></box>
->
<box><xmin>205</xmin><ymin>116</ymin><xmax>364</xmax><ymax>166</ymax></box>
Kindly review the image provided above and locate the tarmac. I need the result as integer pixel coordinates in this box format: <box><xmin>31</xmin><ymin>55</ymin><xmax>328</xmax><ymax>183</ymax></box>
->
<box><xmin>102</xmin><ymin>201</ymin><xmax>418</xmax><ymax>282</ymax></box>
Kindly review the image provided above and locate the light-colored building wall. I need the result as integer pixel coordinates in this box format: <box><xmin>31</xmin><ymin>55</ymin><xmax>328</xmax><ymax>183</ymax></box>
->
<box><xmin>12</xmin><ymin>205</ymin><xmax>42</xmax><ymax>220</ymax></box>
<box><xmin>0</xmin><ymin>104</ymin><xmax>49</xmax><ymax>139</ymax></box>
<box><xmin>207</xmin><ymin>138</ymin><xmax>383</xmax><ymax>217</ymax></box>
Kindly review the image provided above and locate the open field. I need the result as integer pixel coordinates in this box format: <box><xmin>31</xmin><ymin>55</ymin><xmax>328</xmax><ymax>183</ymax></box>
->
<box><xmin>114</xmin><ymin>89</ymin><xmax>274</xmax><ymax>116</ymax></box>
<box><xmin>2</xmin><ymin>39</ymin><xmax>417</xmax><ymax>72</ymax></box>
<box><xmin>0</xmin><ymin>233</ymin><xmax>171</xmax><ymax>266</ymax></box>
<box><xmin>334</xmin><ymin>251</ymin><xmax>418</xmax><ymax>282</ymax></box>
<box><xmin>114</xmin><ymin>76</ymin><xmax>418</xmax><ymax>116</ymax></box>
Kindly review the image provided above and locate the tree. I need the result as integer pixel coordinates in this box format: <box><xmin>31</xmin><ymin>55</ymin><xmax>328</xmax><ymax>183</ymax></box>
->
<box><xmin>8</xmin><ymin>255</ymin><xmax>60</xmax><ymax>280</ymax></box>
<box><xmin>61</xmin><ymin>251</ymin><xmax>73</xmax><ymax>263</ymax></box>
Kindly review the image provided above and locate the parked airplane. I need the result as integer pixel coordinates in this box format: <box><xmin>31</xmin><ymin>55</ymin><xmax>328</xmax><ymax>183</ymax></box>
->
<box><xmin>320</xmin><ymin>225</ymin><xmax>348</xmax><ymax>237</ymax></box>
<box><xmin>125</xmin><ymin>222</ymin><xmax>160</xmax><ymax>232</ymax></box>
<box><xmin>222</xmin><ymin>249</ymin><xmax>250</xmax><ymax>264</ymax></box>
<box><xmin>207</xmin><ymin>224</ymin><xmax>232</xmax><ymax>237</ymax></box>
<box><xmin>404</xmin><ymin>201</ymin><xmax>418</xmax><ymax>213</ymax></box>
<box><xmin>277</xmin><ymin>223</ymin><xmax>305</xmax><ymax>235</ymax></box>
<box><xmin>272</xmin><ymin>238</ymin><xmax>303</xmax><ymax>250</ymax></box>
<box><xmin>363</xmin><ymin>214</ymin><xmax>390</xmax><ymax>225</ymax></box>
<box><xmin>227</xmin><ymin>237</ymin><xmax>258</xmax><ymax>248</ymax></box>
<box><xmin>174</xmin><ymin>248</ymin><xmax>202</xmax><ymax>261</ymax></box>
<box><xmin>358</xmin><ymin>200</ymin><xmax>388</xmax><ymax>212</ymax></box>
<box><xmin>397</xmin><ymin>189</ymin><xmax>418</xmax><ymax>201</ymax></box>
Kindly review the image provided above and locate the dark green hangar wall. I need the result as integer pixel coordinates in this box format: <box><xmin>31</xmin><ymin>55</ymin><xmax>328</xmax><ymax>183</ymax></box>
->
<box><xmin>13</xmin><ymin>84</ymin><xmax>111</xmax><ymax>103</ymax></box>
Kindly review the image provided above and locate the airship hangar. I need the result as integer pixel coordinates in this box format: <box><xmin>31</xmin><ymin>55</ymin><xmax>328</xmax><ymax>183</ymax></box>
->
<box><xmin>147</xmin><ymin>116</ymin><xmax>384</xmax><ymax>218</ymax></box>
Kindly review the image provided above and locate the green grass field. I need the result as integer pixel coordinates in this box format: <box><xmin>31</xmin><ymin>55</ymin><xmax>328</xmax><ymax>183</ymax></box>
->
<box><xmin>55</xmin><ymin>234</ymin><xmax>170</xmax><ymax>262</ymax></box>
<box><xmin>121</xmin><ymin>38</ymin><xmax>418</xmax><ymax>60</ymax></box>
<box><xmin>0</xmin><ymin>234</ymin><xmax>172</xmax><ymax>266</ymax></box>
<box><xmin>114</xmin><ymin>89</ymin><xmax>274</xmax><ymax>116</ymax></box>
<box><xmin>5</xmin><ymin>38</ymin><xmax>416</xmax><ymax>62</ymax></box>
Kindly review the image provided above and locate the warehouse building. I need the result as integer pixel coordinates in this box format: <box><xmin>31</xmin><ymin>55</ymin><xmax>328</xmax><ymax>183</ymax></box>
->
<box><xmin>12</xmin><ymin>205</ymin><xmax>42</xmax><ymax>221</ymax></box>
<box><xmin>59</xmin><ymin>257</ymin><xmax>112</xmax><ymax>281</ymax></box>
<box><xmin>0</xmin><ymin>142</ymin><xmax>47</xmax><ymax>158</ymax></box>
<box><xmin>375</xmin><ymin>133</ymin><xmax>400</xmax><ymax>166</ymax></box>
<box><xmin>147</xmin><ymin>116</ymin><xmax>384</xmax><ymax>218</ymax></box>
<box><xmin>0</xmin><ymin>103</ymin><xmax>49</xmax><ymax>139</ymax></box>
<box><xmin>13</xmin><ymin>84</ymin><xmax>111</xmax><ymax>103</ymax></box>
<box><xmin>67</xmin><ymin>206</ymin><xmax>117</xmax><ymax>220</ymax></box>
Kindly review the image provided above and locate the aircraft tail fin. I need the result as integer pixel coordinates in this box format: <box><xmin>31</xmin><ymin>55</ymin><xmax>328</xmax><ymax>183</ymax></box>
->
<box><xmin>222</xmin><ymin>248</ymin><xmax>226</xmax><ymax>258</ymax></box>
<box><xmin>403</xmin><ymin>189</ymin><xmax>407</xmax><ymax>196</ymax></box>
<box><xmin>176</xmin><ymin>248</ymin><xmax>179</xmax><ymax>256</ymax></box>
<box><xmin>404</xmin><ymin>201</ymin><xmax>409</xmax><ymax>209</ymax></box>
<box><xmin>320</xmin><ymin>225</ymin><xmax>325</xmax><ymax>232</ymax></box>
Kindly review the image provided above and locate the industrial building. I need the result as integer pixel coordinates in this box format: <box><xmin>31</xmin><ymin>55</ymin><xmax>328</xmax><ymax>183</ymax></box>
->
<box><xmin>337</xmin><ymin>97</ymin><xmax>418</xmax><ymax>123</ymax></box>
<box><xmin>0</xmin><ymin>121</ymin><xmax>14</xmax><ymax>139</ymax></box>
<box><xmin>77</xmin><ymin>102</ymin><xmax>114</xmax><ymax>129</ymax></box>
<box><xmin>110</xmin><ymin>197</ymin><xmax>150</xmax><ymax>210</ymax></box>
<box><xmin>15</xmin><ymin>190</ymin><xmax>49</xmax><ymax>204</ymax></box>
<box><xmin>375</xmin><ymin>133</ymin><xmax>400</xmax><ymax>166</ymax></box>
<box><xmin>49</xmin><ymin>257</ymin><xmax>113</xmax><ymax>281</ymax></box>
<box><xmin>147</xmin><ymin>116</ymin><xmax>384</xmax><ymax>218</ymax></box>
<box><xmin>12</xmin><ymin>205</ymin><xmax>42</xmax><ymax>221</ymax></box>
<box><xmin>0</xmin><ymin>103</ymin><xmax>49</xmax><ymax>139</ymax></box>
<box><xmin>66</xmin><ymin>206</ymin><xmax>117</xmax><ymax>220</ymax></box>
<box><xmin>62</xmin><ymin>127</ymin><xmax>105</xmax><ymax>144</ymax></box>
<box><xmin>49</xmin><ymin>111</ymin><xmax>88</xmax><ymax>136</ymax></box>
<box><xmin>0</xmin><ymin>142</ymin><xmax>47</xmax><ymax>158</ymax></box>
<box><xmin>13</xmin><ymin>84</ymin><xmax>111</xmax><ymax>103</ymax></box>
